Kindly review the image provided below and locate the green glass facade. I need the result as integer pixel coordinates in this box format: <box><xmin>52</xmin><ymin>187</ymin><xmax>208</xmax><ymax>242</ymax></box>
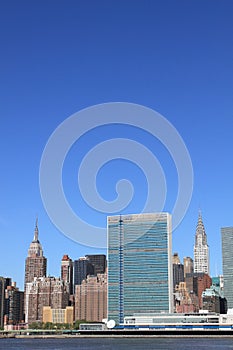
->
<box><xmin>108</xmin><ymin>213</ymin><xmax>173</xmax><ymax>324</ymax></box>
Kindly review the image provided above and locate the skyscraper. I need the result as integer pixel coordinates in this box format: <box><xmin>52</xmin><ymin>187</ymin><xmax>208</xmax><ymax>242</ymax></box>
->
<box><xmin>172</xmin><ymin>253</ymin><xmax>184</xmax><ymax>290</ymax></box>
<box><xmin>24</xmin><ymin>220</ymin><xmax>47</xmax><ymax>323</ymax></box>
<box><xmin>183</xmin><ymin>257</ymin><xmax>194</xmax><ymax>278</ymax></box>
<box><xmin>194</xmin><ymin>212</ymin><xmax>209</xmax><ymax>275</ymax></box>
<box><xmin>61</xmin><ymin>255</ymin><xmax>73</xmax><ymax>295</ymax></box>
<box><xmin>85</xmin><ymin>254</ymin><xmax>107</xmax><ymax>275</ymax></box>
<box><xmin>75</xmin><ymin>273</ymin><xmax>107</xmax><ymax>322</ymax></box>
<box><xmin>0</xmin><ymin>277</ymin><xmax>11</xmax><ymax>328</ymax></box>
<box><xmin>4</xmin><ymin>284</ymin><xmax>24</xmax><ymax>326</ymax></box>
<box><xmin>24</xmin><ymin>220</ymin><xmax>47</xmax><ymax>286</ymax></box>
<box><xmin>73</xmin><ymin>257</ymin><xmax>94</xmax><ymax>286</ymax></box>
<box><xmin>221</xmin><ymin>226</ymin><xmax>233</xmax><ymax>309</ymax></box>
<box><xmin>108</xmin><ymin>212</ymin><xmax>173</xmax><ymax>324</ymax></box>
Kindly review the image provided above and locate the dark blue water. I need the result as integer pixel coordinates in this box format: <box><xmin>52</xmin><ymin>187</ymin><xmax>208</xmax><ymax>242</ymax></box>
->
<box><xmin>1</xmin><ymin>338</ymin><xmax>233</xmax><ymax>350</ymax></box>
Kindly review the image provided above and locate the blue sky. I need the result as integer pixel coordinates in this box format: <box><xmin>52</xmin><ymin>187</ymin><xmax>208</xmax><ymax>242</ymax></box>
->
<box><xmin>0</xmin><ymin>1</ymin><xmax>233</xmax><ymax>290</ymax></box>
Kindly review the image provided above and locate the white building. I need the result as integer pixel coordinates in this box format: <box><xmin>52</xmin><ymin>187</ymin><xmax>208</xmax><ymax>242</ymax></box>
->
<box><xmin>194</xmin><ymin>212</ymin><xmax>209</xmax><ymax>275</ymax></box>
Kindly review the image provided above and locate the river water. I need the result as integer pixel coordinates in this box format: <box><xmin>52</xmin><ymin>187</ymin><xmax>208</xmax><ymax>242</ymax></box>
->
<box><xmin>1</xmin><ymin>337</ymin><xmax>233</xmax><ymax>350</ymax></box>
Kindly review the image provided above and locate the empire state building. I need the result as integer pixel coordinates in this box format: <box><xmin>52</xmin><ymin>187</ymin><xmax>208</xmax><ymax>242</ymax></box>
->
<box><xmin>194</xmin><ymin>212</ymin><xmax>210</xmax><ymax>275</ymax></box>
<box><xmin>24</xmin><ymin>219</ymin><xmax>47</xmax><ymax>286</ymax></box>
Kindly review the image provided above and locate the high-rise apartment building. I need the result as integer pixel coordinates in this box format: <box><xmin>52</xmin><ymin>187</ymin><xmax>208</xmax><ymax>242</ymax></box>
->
<box><xmin>24</xmin><ymin>220</ymin><xmax>47</xmax><ymax>286</ymax></box>
<box><xmin>221</xmin><ymin>227</ymin><xmax>233</xmax><ymax>309</ymax></box>
<box><xmin>194</xmin><ymin>212</ymin><xmax>209</xmax><ymax>275</ymax></box>
<box><xmin>108</xmin><ymin>212</ymin><xmax>173</xmax><ymax>324</ymax></box>
<box><xmin>75</xmin><ymin>273</ymin><xmax>107</xmax><ymax>322</ymax></box>
<box><xmin>4</xmin><ymin>284</ymin><xmax>24</xmax><ymax>326</ymax></box>
<box><xmin>61</xmin><ymin>255</ymin><xmax>73</xmax><ymax>295</ymax></box>
<box><xmin>25</xmin><ymin>277</ymin><xmax>69</xmax><ymax>324</ymax></box>
<box><xmin>0</xmin><ymin>277</ymin><xmax>11</xmax><ymax>328</ymax></box>
<box><xmin>73</xmin><ymin>257</ymin><xmax>94</xmax><ymax>286</ymax></box>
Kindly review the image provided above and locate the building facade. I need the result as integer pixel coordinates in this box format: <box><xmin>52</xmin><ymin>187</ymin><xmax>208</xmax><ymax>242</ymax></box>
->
<box><xmin>0</xmin><ymin>277</ymin><xmax>12</xmax><ymax>328</ymax></box>
<box><xmin>173</xmin><ymin>253</ymin><xmax>184</xmax><ymax>290</ymax></box>
<box><xmin>73</xmin><ymin>257</ymin><xmax>94</xmax><ymax>286</ymax></box>
<box><xmin>75</xmin><ymin>273</ymin><xmax>107</xmax><ymax>322</ymax></box>
<box><xmin>183</xmin><ymin>257</ymin><xmax>194</xmax><ymax>278</ymax></box>
<box><xmin>24</xmin><ymin>220</ymin><xmax>47</xmax><ymax>322</ymax></box>
<box><xmin>43</xmin><ymin>306</ymin><xmax>74</xmax><ymax>324</ymax></box>
<box><xmin>4</xmin><ymin>284</ymin><xmax>24</xmax><ymax>326</ymax></box>
<box><xmin>185</xmin><ymin>272</ymin><xmax>212</xmax><ymax>309</ymax></box>
<box><xmin>108</xmin><ymin>212</ymin><xmax>173</xmax><ymax>324</ymax></box>
<box><xmin>221</xmin><ymin>227</ymin><xmax>233</xmax><ymax>309</ymax></box>
<box><xmin>24</xmin><ymin>220</ymin><xmax>47</xmax><ymax>286</ymax></box>
<box><xmin>85</xmin><ymin>254</ymin><xmax>107</xmax><ymax>275</ymax></box>
<box><xmin>61</xmin><ymin>255</ymin><xmax>73</xmax><ymax>295</ymax></box>
<box><xmin>25</xmin><ymin>277</ymin><xmax>69</xmax><ymax>325</ymax></box>
<box><xmin>194</xmin><ymin>212</ymin><xmax>209</xmax><ymax>275</ymax></box>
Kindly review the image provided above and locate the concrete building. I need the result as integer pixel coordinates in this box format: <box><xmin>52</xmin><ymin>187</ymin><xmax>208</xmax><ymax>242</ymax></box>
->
<box><xmin>221</xmin><ymin>227</ymin><xmax>233</xmax><ymax>309</ymax></box>
<box><xmin>43</xmin><ymin>306</ymin><xmax>74</xmax><ymax>324</ymax></box>
<box><xmin>25</xmin><ymin>277</ymin><xmax>69</xmax><ymax>325</ymax></box>
<box><xmin>75</xmin><ymin>273</ymin><xmax>107</xmax><ymax>322</ymax></box>
<box><xmin>61</xmin><ymin>255</ymin><xmax>73</xmax><ymax>295</ymax></box>
<box><xmin>194</xmin><ymin>212</ymin><xmax>209</xmax><ymax>275</ymax></box>
<box><xmin>108</xmin><ymin>213</ymin><xmax>173</xmax><ymax>324</ymax></box>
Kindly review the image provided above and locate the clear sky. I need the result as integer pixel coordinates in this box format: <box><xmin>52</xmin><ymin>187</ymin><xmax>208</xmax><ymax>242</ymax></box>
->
<box><xmin>0</xmin><ymin>1</ymin><xmax>233</xmax><ymax>290</ymax></box>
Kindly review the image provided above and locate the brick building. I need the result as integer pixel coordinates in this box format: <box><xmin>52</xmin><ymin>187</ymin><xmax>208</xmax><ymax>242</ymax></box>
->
<box><xmin>75</xmin><ymin>273</ymin><xmax>107</xmax><ymax>322</ymax></box>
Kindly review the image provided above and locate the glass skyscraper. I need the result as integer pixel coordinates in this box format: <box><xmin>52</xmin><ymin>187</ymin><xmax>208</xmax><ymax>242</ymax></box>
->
<box><xmin>107</xmin><ymin>212</ymin><xmax>173</xmax><ymax>324</ymax></box>
<box><xmin>221</xmin><ymin>226</ymin><xmax>233</xmax><ymax>309</ymax></box>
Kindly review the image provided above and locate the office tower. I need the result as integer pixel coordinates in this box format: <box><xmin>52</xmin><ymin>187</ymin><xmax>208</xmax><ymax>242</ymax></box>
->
<box><xmin>0</xmin><ymin>277</ymin><xmax>11</xmax><ymax>328</ymax></box>
<box><xmin>85</xmin><ymin>254</ymin><xmax>107</xmax><ymax>275</ymax></box>
<box><xmin>108</xmin><ymin>212</ymin><xmax>173</xmax><ymax>324</ymax></box>
<box><xmin>183</xmin><ymin>257</ymin><xmax>194</xmax><ymax>278</ymax></box>
<box><xmin>24</xmin><ymin>220</ymin><xmax>47</xmax><ymax>285</ymax></box>
<box><xmin>173</xmin><ymin>253</ymin><xmax>184</xmax><ymax>290</ymax></box>
<box><xmin>61</xmin><ymin>255</ymin><xmax>73</xmax><ymax>295</ymax></box>
<box><xmin>4</xmin><ymin>284</ymin><xmax>24</xmax><ymax>326</ymax></box>
<box><xmin>73</xmin><ymin>257</ymin><xmax>94</xmax><ymax>286</ymax></box>
<box><xmin>25</xmin><ymin>277</ymin><xmax>69</xmax><ymax>324</ymax></box>
<box><xmin>185</xmin><ymin>272</ymin><xmax>212</xmax><ymax>309</ymax></box>
<box><xmin>75</xmin><ymin>273</ymin><xmax>107</xmax><ymax>322</ymax></box>
<box><xmin>221</xmin><ymin>227</ymin><xmax>233</xmax><ymax>309</ymax></box>
<box><xmin>194</xmin><ymin>212</ymin><xmax>209</xmax><ymax>275</ymax></box>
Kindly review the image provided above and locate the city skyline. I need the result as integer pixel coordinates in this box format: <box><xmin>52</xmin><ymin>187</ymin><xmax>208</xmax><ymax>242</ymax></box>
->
<box><xmin>1</xmin><ymin>1</ymin><xmax>233</xmax><ymax>289</ymax></box>
<box><xmin>0</xmin><ymin>210</ymin><xmax>230</xmax><ymax>291</ymax></box>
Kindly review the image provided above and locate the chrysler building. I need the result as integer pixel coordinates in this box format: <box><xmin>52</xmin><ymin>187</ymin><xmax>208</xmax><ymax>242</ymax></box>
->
<box><xmin>194</xmin><ymin>212</ymin><xmax>209</xmax><ymax>275</ymax></box>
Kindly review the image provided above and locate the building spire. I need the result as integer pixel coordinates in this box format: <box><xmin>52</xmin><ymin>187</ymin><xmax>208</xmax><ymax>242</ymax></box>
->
<box><xmin>33</xmin><ymin>217</ymin><xmax>39</xmax><ymax>242</ymax></box>
<box><xmin>194</xmin><ymin>210</ymin><xmax>209</xmax><ymax>275</ymax></box>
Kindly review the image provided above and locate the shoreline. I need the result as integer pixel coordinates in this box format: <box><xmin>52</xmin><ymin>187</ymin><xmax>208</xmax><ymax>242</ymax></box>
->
<box><xmin>2</xmin><ymin>332</ymin><xmax>233</xmax><ymax>339</ymax></box>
